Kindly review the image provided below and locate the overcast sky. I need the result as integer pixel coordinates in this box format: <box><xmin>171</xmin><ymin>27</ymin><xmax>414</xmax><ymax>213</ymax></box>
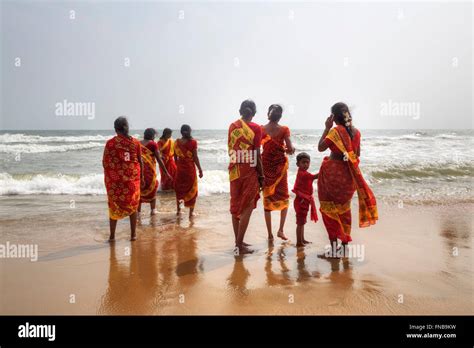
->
<box><xmin>1</xmin><ymin>0</ymin><xmax>472</xmax><ymax>130</ymax></box>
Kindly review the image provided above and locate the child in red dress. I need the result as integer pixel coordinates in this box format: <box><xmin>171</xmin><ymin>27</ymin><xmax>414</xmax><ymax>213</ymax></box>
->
<box><xmin>292</xmin><ymin>152</ymin><xmax>318</xmax><ymax>247</ymax></box>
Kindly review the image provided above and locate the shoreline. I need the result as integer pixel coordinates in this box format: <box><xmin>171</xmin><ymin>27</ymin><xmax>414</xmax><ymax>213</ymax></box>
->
<box><xmin>0</xmin><ymin>194</ymin><xmax>472</xmax><ymax>315</ymax></box>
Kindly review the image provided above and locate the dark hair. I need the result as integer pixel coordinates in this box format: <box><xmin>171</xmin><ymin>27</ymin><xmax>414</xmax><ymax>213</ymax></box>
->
<box><xmin>144</xmin><ymin>128</ymin><xmax>156</xmax><ymax>140</ymax></box>
<box><xmin>296</xmin><ymin>152</ymin><xmax>311</xmax><ymax>163</ymax></box>
<box><xmin>114</xmin><ymin>116</ymin><xmax>129</xmax><ymax>136</ymax></box>
<box><xmin>268</xmin><ymin>104</ymin><xmax>283</xmax><ymax>122</ymax></box>
<box><xmin>239</xmin><ymin>99</ymin><xmax>257</xmax><ymax>119</ymax></box>
<box><xmin>180</xmin><ymin>124</ymin><xmax>192</xmax><ymax>139</ymax></box>
<box><xmin>161</xmin><ymin>128</ymin><xmax>172</xmax><ymax>139</ymax></box>
<box><xmin>331</xmin><ymin>102</ymin><xmax>354</xmax><ymax>139</ymax></box>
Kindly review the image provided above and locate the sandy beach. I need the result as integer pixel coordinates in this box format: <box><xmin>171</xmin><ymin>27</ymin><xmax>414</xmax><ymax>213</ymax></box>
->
<box><xmin>1</xmin><ymin>193</ymin><xmax>472</xmax><ymax>315</ymax></box>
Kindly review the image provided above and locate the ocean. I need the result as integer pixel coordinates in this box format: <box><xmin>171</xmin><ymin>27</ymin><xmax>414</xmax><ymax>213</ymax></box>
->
<box><xmin>0</xmin><ymin>129</ymin><xmax>472</xmax><ymax>205</ymax></box>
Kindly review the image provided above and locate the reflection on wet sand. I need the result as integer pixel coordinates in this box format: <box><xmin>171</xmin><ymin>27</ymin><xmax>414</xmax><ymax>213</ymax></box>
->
<box><xmin>99</xmin><ymin>225</ymin><xmax>202</xmax><ymax>314</ymax></box>
<box><xmin>226</xmin><ymin>255</ymin><xmax>250</xmax><ymax>296</ymax></box>
<box><xmin>265</xmin><ymin>242</ymin><xmax>292</xmax><ymax>287</ymax></box>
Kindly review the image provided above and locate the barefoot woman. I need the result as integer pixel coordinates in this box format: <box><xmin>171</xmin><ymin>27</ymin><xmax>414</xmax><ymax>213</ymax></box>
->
<box><xmin>228</xmin><ymin>100</ymin><xmax>264</xmax><ymax>254</ymax></box>
<box><xmin>103</xmin><ymin>117</ymin><xmax>143</xmax><ymax>241</ymax></box>
<box><xmin>174</xmin><ymin>124</ymin><xmax>203</xmax><ymax>218</ymax></box>
<box><xmin>139</xmin><ymin>128</ymin><xmax>172</xmax><ymax>215</ymax></box>
<box><xmin>261</xmin><ymin>104</ymin><xmax>295</xmax><ymax>241</ymax></box>
<box><xmin>157</xmin><ymin>128</ymin><xmax>177</xmax><ymax>191</ymax></box>
<box><xmin>317</xmin><ymin>103</ymin><xmax>378</xmax><ymax>256</ymax></box>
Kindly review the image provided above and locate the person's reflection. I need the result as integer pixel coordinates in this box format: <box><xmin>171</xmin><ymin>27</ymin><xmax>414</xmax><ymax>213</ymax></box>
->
<box><xmin>176</xmin><ymin>231</ymin><xmax>202</xmax><ymax>291</ymax></box>
<box><xmin>227</xmin><ymin>255</ymin><xmax>250</xmax><ymax>296</ymax></box>
<box><xmin>296</xmin><ymin>249</ymin><xmax>311</xmax><ymax>282</ymax></box>
<box><xmin>99</xmin><ymin>240</ymin><xmax>160</xmax><ymax>314</ymax></box>
<box><xmin>265</xmin><ymin>242</ymin><xmax>292</xmax><ymax>286</ymax></box>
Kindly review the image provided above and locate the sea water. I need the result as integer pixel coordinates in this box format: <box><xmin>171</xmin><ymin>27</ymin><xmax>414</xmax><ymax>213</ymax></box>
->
<box><xmin>0</xmin><ymin>129</ymin><xmax>472</xmax><ymax>205</ymax></box>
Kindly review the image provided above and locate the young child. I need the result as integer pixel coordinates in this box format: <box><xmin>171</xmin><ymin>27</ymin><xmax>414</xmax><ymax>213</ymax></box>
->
<box><xmin>292</xmin><ymin>152</ymin><xmax>318</xmax><ymax>247</ymax></box>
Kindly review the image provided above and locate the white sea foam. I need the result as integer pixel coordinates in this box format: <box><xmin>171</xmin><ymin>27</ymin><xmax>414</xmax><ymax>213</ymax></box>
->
<box><xmin>0</xmin><ymin>142</ymin><xmax>104</xmax><ymax>154</ymax></box>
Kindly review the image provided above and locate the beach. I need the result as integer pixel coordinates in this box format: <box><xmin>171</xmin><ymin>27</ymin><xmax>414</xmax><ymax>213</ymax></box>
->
<box><xmin>1</xmin><ymin>193</ymin><xmax>472</xmax><ymax>315</ymax></box>
<box><xmin>0</xmin><ymin>129</ymin><xmax>472</xmax><ymax>315</ymax></box>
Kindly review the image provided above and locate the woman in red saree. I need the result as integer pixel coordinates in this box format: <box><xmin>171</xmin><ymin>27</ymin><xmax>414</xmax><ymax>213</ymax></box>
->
<box><xmin>228</xmin><ymin>100</ymin><xmax>264</xmax><ymax>254</ymax></box>
<box><xmin>174</xmin><ymin>124</ymin><xmax>203</xmax><ymax>218</ymax></box>
<box><xmin>139</xmin><ymin>128</ymin><xmax>172</xmax><ymax>215</ymax></box>
<box><xmin>103</xmin><ymin>117</ymin><xmax>143</xmax><ymax>241</ymax></box>
<box><xmin>261</xmin><ymin>104</ymin><xmax>295</xmax><ymax>241</ymax></box>
<box><xmin>157</xmin><ymin>128</ymin><xmax>177</xmax><ymax>191</ymax></box>
<box><xmin>317</xmin><ymin>103</ymin><xmax>378</xmax><ymax>257</ymax></box>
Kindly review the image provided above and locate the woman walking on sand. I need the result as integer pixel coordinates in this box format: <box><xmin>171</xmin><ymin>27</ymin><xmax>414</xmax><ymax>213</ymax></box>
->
<box><xmin>138</xmin><ymin>128</ymin><xmax>172</xmax><ymax>215</ymax></box>
<box><xmin>317</xmin><ymin>102</ymin><xmax>378</xmax><ymax>257</ymax></box>
<box><xmin>103</xmin><ymin>116</ymin><xmax>143</xmax><ymax>241</ymax></box>
<box><xmin>174</xmin><ymin>124</ymin><xmax>203</xmax><ymax>218</ymax></box>
<box><xmin>261</xmin><ymin>104</ymin><xmax>295</xmax><ymax>241</ymax></box>
<box><xmin>228</xmin><ymin>99</ymin><xmax>264</xmax><ymax>254</ymax></box>
<box><xmin>157</xmin><ymin>128</ymin><xmax>177</xmax><ymax>191</ymax></box>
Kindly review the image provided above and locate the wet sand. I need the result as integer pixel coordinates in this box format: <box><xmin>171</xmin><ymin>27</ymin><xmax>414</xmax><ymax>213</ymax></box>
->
<box><xmin>0</xmin><ymin>194</ymin><xmax>472</xmax><ymax>315</ymax></box>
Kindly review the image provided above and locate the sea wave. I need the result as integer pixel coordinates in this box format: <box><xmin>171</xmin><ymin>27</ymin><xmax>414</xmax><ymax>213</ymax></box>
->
<box><xmin>0</xmin><ymin>142</ymin><xmax>104</xmax><ymax>154</ymax></box>
<box><xmin>369</xmin><ymin>163</ymin><xmax>474</xmax><ymax>180</ymax></box>
<box><xmin>0</xmin><ymin>171</ymin><xmax>232</xmax><ymax>196</ymax></box>
<box><xmin>0</xmin><ymin>133</ymin><xmax>111</xmax><ymax>144</ymax></box>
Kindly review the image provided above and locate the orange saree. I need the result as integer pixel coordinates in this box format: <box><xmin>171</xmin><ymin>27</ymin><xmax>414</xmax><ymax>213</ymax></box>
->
<box><xmin>261</xmin><ymin>126</ymin><xmax>290</xmax><ymax>211</ymax></box>
<box><xmin>317</xmin><ymin>125</ymin><xmax>378</xmax><ymax>243</ymax></box>
<box><xmin>157</xmin><ymin>138</ymin><xmax>177</xmax><ymax>190</ymax></box>
<box><xmin>174</xmin><ymin>139</ymin><xmax>198</xmax><ymax>208</ymax></box>
<box><xmin>103</xmin><ymin>134</ymin><xmax>141</xmax><ymax>220</ymax></box>
<box><xmin>228</xmin><ymin>119</ymin><xmax>262</xmax><ymax>218</ymax></box>
<box><xmin>140</xmin><ymin>141</ymin><xmax>159</xmax><ymax>203</ymax></box>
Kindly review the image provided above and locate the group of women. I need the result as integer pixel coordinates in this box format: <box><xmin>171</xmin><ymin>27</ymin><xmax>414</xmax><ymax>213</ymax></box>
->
<box><xmin>102</xmin><ymin>100</ymin><xmax>378</xmax><ymax>257</ymax></box>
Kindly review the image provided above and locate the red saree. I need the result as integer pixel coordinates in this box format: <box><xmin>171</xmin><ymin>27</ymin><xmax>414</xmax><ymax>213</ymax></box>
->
<box><xmin>140</xmin><ymin>141</ymin><xmax>159</xmax><ymax>203</ymax></box>
<box><xmin>157</xmin><ymin>138</ymin><xmax>177</xmax><ymax>190</ymax></box>
<box><xmin>261</xmin><ymin>126</ymin><xmax>290</xmax><ymax>211</ymax></box>
<box><xmin>174</xmin><ymin>139</ymin><xmax>198</xmax><ymax>208</ymax></box>
<box><xmin>317</xmin><ymin>125</ymin><xmax>378</xmax><ymax>243</ymax></box>
<box><xmin>103</xmin><ymin>134</ymin><xmax>141</xmax><ymax>220</ymax></box>
<box><xmin>228</xmin><ymin>119</ymin><xmax>262</xmax><ymax>218</ymax></box>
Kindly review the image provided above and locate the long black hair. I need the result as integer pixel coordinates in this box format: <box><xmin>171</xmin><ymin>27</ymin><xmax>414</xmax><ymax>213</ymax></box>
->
<box><xmin>268</xmin><ymin>104</ymin><xmax>283</xmax><ymax>122</ymax></box>
<box><xmin>144</xmin><ymin>128</ymin><xmax>156</xmax><ymax>140</ymax></box>
<box><xmin>160</xmin><ymin>128</ymin><xmax>172</xmax><ymax>140</ymax></box>
<box><xmin>114</xmin><ymin>116</ymin><xmax>129</xmax><ymax>136</ymax></box>
<box><xmin>239</xmin><ymin>99</ymin><xmax>257</xmax><ymax>119</ymax></box>
<box><xmin>331</xmin><ymin>102</ymin><xmax>354</xmax><ymax>139</ymax></box>
<box><xmin>180</xmin><ymin>124</ymin><xmax>192</xmax><ymax>140</ymax></box>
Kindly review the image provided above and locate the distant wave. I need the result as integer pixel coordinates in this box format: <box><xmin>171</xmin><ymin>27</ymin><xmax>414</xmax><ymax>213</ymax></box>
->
<box><xmin>0</xmin><ymin>171</ymin><xmax>232</xmax><ymax>196</ymax></box>
<box><xmin>0</xmin><ymin>133</ymin><xmax>111</xmax><ymax>143</ymax></box>
<box><xmin>0</xmin><ymin>142</ymin><xmax>104</xmax><ymax>154</ymax></box>
<box><xmin>369</xmin><ymin>164</ymin><xmax>474</xmax><ymax>180</ymax></box>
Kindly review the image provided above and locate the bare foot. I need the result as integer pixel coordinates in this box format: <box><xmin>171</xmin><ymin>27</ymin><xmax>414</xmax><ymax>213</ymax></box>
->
<box><xmin>235</xmin><ymin>245</ymin><xmax>254</xmax><ymax>255</ymax></box>
<box><xmin>303</xmin><ymin>239</ymin><xmax>312</xmax><ymax>244</ymax></box>
<box><xmin>242</xmin><ymin>242</ymin><xmax>252</xmax><ymax>247</ymax></box>
<box><xmin>296</xmin><ymin>242</ymin><xmax>305</xmax><ymax>247</ymax></box>
<box><xmin>130</xmin><ymin>235</ymin><xmax>137</xmax><ymax>241</ymax></box>
<box><xmin>151</xmin><ymin>209</ymin><xmax>158</xmax><ymax>216</ymax></box>
<box><xmin>277</xmin><ymin>230</ymin><xmax>288</xmax><ymax>241</ymax></box>
<box><xmin>108</xmin><ymin>237</ymin><xmax>115</xmax><ymax>243</ymax></box>
<box><xmin>268</xmin><ymin>234</ymin><xmax>274</xmax><ymax>241</ymax></box>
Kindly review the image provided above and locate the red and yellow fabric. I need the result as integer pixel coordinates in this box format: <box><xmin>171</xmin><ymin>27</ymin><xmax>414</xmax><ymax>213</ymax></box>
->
<box><xmin>157</xmin><ymin>138</ymin><xmax>177</xmax><ymax>190</ymax></box>
<box><xmin>261</xmin><ymin>126</ymin><xmax>290</xmax><ymax>211</ymax></box>
<box><xmin>174</xmin><ymin>139</ymin><xmax>198</xmax><ymax>208</ymax></box>
<box><xmin>103</xmin><ymin>134</ymin><xmax>142</xmax><ymax>220</ymax></box>
<box><xmin>228</xmin><ymin>119</ymin><xmax>262</xmax><ymax>218</ymax></box>
<box><xmin>317</xmin><ymin>125</ymin><xmax>378</xmax><ymax>242</ymax></box>
<box><xmin>140</xmin><ymin>141</ymin><xmax>159</xmax><ymax>203</ymax></box>
<box><xmin>292</xmin><ymin>168</ymin><xmax>318</xmax><ymax>225</ymax></box>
